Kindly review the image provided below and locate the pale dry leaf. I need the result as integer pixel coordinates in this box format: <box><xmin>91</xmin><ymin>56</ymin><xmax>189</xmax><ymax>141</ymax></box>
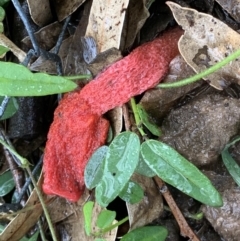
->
<box><xmin>126</xmin><ymin>173</ymin><xmax>163</xmax><ymax>230</ymax></box>
<box><xmin>0</xmin><ymin>175</ymin><xmax>43</xmax><ymax>241</ymax></box>
<box><xmin>0</xmin><ymin>33</ymin><xmax>26</xmax><ymax>62</ymax></box>
<box><xmin>27</xmin><ymin>0</ymin><xmax>53</xmax><ymax>26</ymax></box>
<box><xmin>52</xmin><ymin>0</ymin><xmax>86</xmax><ymax>22</ymax></box>
<box><xmin>167</xmin><ymin>1</ymin><xmax>240</xmax><ymax>90</ymax></box>
<box><xmin>85</xmin><ymin>0</ymin><xmax>130</xmax><ymax>53</ymax></box>
<box><xmin>215</xmin><ymin>0</ymin><xmax>240</xmax><ymax>22</ymax></box>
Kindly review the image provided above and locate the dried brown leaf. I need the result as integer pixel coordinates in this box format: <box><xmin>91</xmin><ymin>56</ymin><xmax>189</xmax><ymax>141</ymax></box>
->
<box><xmin>167</xmin><ymin>1</ymin><xmax>240</xmax><ymax>90</ymax></box>
<box><xmin>52</xmin><ymin>0</ymin><xmax>86</xmax><ymax>22</ymax></box>
<box><xmin>27</xmin><ymin>0</ymin><xmax>53</xmax><ymax>26</ymax></box>
<box><xmin>126</xmin><ymin>174</ymin><xmax>163</xmax><ymax>230</ymax></box>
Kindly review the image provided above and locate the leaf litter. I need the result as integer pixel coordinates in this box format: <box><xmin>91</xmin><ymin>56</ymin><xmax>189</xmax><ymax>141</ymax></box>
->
<box><xmin>1</xmin><ymin>1</ymin><xmax>239</xmax><ymax>240</ymax></box>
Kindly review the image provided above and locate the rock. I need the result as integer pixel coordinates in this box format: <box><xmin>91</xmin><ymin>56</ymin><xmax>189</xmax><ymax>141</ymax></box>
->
<box><xmin>161</xmin><ymin>94</ymin><xmax>240</xmax><ymax>166</ymax></box>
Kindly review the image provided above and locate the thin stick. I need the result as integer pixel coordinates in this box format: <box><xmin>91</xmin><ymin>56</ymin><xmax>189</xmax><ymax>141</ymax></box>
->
<box><xmin>154</xmin><ymin>177</ymin><xmax>200</xmax><ymax>241</ymax></box>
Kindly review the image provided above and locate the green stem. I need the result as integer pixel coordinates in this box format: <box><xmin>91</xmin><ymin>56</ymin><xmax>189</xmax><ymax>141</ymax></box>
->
<box><xmin>0</xmin><ymin>138</ymin><xmax>58</xmax><ymax>241</ymax></box>
<box><xmin>0</xmin><ymin>138</ymin><xmax>29</xmax><ymax>167</ymax></box>
<box><xmin>94</xmin><ymin>216</ymin><xmax>129</xmax><ymax>236</ymax></box>
<box><xmin>157</xmin><ymin>48</ymin><xmax>240</xmax><ymax>88</ymax></box>
<box><xmin>130</xmin><ymin>98</ymin><xmax>147</xmax><ymax>138</ymax></box>
<box><xmin>64</xmin><ymin>74</ymin><xmax>92</xmax><ymax>80</ymax></box>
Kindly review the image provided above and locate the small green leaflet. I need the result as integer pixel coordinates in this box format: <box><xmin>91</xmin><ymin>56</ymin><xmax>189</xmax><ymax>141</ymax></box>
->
<box><xmin>141</xmin><ymin>140</ymin><xmax>223</xmax><ymax>207</ymax></box>
<box><xmin>121</xmin><ymin>226</ymin><xmax>168</xmax><ymax>241</ymax></box>
<box><xmin>137</xmin><ymin>104</ymin><xmax>161</xmax><ymax>137</ymax></box>
<box><xmin>95</xmin><ymin>132</ymin><xmax>140</xmax><ymax>207</ymax></box>
<box><xmin>221</xmin><ymin>136</ymin><xmax>240</xmax><ymax>186</ymax></box>
<box><xmin>119</xmin><ymin>180</ymin><xmax>144</xmax><ymax>204</ymax></box>
<box><xmin>96</xmin><ymin>210</ymin><xmax>116</xmax><ymax>229</ymax></box>
<box><xmin>84</xmin><ymin>146</ymin><xmax>109</xmax><ymax>189</ymax></box>
<box><xmin>0</xmin><ymin>170</ymin><xmax>15</xmax><ymax>196</ymax></box>
<box><xmin>0</xmin><ymin>96</ymin><xmax>18</xmax><ymax>120</ymax></box>
<box><xmin>83</xmin><ymin>201</ymin><xmax>94</xmax><ymax>236</ymax></box>
<box><xmin>0</xmin><ymin>62</ymin><xmax>77</xmax><ymax>96</ymax></box>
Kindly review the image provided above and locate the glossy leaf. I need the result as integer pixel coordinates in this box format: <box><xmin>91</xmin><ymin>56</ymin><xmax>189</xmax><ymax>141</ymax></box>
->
<box><xmin>135</xmin><ymin>155</ymin><xmax>155</xmax><ymax>177</ymax></box>
<box><xmin>0</xmin><ymin>62</ymin><xmax>77</xmax><ymax>96</ymax></box>
<box><xmin>222</xmin><ymin>136</ymin><xmax>240</xmax><ymax>186</ymax></box>
<box><xmin>141</xmin><ymin>140</ymin><xmax>223</xmax><ymax>207</ymax></box>
<box><xmin>96</xmin><ymin>132</ymin><xmax>140</xmax><ymax>207</ymax></box>
<box><xmin>137</xmin><ymin>104</ymin><xmax>161</xmax><ymax>137</ymax></box>
<box><xmin>119</xmin><ymin>180</ymin><xmax>144</xmax><ymax>204</ymax></box>
<box><xmin>0</xmin><ymin>170</ymin><xmax>15</xmax><ymax>196</ymax></box>
<box><xmin>96</xmin><ymin>210</ymin><xmax>116</xmax><ymax>229</ymax></box>
<box><xmin>84</xmin><ymin>146</ymin><xmax>109</xmax><ymax>189</ymax></box>
<box><xmin>83</xmin><ymin>201</ymin><xmax>94</xmax><ymax>236</ymax></box>
<box><xmin>121</xmin><ymin>226</ymin><xmax>168</xmax><ymax>241</ymax></box>
<box><xmin>0</xmin><ymin>96</ymin><xmax>18</xmax><ymax>120</ymax></box>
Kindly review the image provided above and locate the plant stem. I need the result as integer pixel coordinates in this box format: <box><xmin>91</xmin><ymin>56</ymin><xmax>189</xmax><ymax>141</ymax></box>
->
<box><xmin>94</xmin><ymin>216</ymin><xmax>129</xmax><ymax>236</ymax></box>
<box><xmin>157</xmin><ymin>48</ymin><xmax>240</xmax><ymax>88</ymax></box>
<box><xmin>0</xmin><ymin>138</ymin><xmax>58</xmax><ymax>241</ymax></box>
<box><xmin>130</xmin><ymin>98</ymin><xmax>147</xmax><ymax>138</ymax></box>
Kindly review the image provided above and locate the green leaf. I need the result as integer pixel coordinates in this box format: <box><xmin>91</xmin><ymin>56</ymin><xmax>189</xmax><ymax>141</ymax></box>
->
<box><xmin>141</xmin><ymin>140</ymin><xmax>223</xmax><ymax>207</ymax></box>
<box><xmin>83</xmin><ymin>201</ymin><xmax>94</xmax><ymax>236</ymax></box>
<box><xmin>137</xmin><ymin>104</ymin><xmax>161</xmax><ymax>137</ymax></box>
<box><xmin>0</xmin><ymin>0</ymin><xmax>10</xmax><ymax>7</ymax></box>
<box><xmin>84</xmin><ymin>146</ymin><xmax>109</xmax><ymax>189</ymax></box>
<box><xmin>0</xmin><ymin>45</ymin><xmax>9</xmax><ymax>54</ymax></box>
<box><xmin>0</xmin><ymin>96</ymin><xmax>18</xmax><ymax>120</ymax></box>
<box><xmin>0</xmin><ymin>62</ymin><xmax>77</xmax><ymax>96</ymax></box>
<box><xmin>0</xmin><ymin>170</ymin><xmax>15</xmax><ymax>196</ymax></box>
<box><xmin>135</xmin><ymin>155</ymin><xmax>156</xmax><ymax>177</ymax></box>
<box><xmin>121</xmin><ymin>226</ymin><xmax>168</xmax><ymax>241</ymax></box>
<box><xmin>96</xmin><ymin>210</ymin><xmax>116</xmax><ymax>229</ymax></box>
<box><xmin>0</xmin><ymin>6</ymin><xmax>5</xmax><ymax>21</ymax></box>
<box><xmin>221</xmin><ymin>136</ymin><xmax>240</xmax><ymax>186</ymax></box>
<box><xmin>119</xmin><ymin>180</ymin><xmax>144</xmax><ymax>204</ymax></box>
<box><xmin>95</xmin><ymin>132</ymin><xmax>140</xmax><ymax>207</ymax></box>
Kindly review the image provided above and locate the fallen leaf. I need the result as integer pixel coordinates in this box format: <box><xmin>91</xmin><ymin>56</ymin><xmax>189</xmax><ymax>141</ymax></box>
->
<box><xmin>85</xmin><ymin>0</ymin><xmax>130</xmax><ymax>52</ymax></box>
<box><xmin>27</xmin><ymin>0</ymin><xmax>53</xmax><ymax>26</ymax></box>
<box><xmin>22</xmin><ymin>21</ymin><xmax>69</xmax><ymax>51</ymax></box>
<box><xmin>126</xmin><ymin>174</ymin><xmax>163</xmax><ymax>230</ymax></box>
<box><xmin>167</xmin><ymin>1</ymin><xmax>240</xmax><ymax>90</ymax></box>
<box><xmin>52</xmin><ymin>0</ymin><xmax>86</xmax><ymax>22</ymax></box>
<box><xmin>215</xmin><ymin>0</ymin><xmax>240</xmax><ymax>22</ymax></box>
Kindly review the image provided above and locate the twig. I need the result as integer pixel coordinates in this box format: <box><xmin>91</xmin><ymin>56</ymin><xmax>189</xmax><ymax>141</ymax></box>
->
<box><xmin>154</xmin><ymin>177</ymin><xmax>200</xmax><ymax>241</ymax></box>
<box><xmin>0</xmin><ymin>127</ymin><xmax>25</xmax><ymax>197</ymax></box>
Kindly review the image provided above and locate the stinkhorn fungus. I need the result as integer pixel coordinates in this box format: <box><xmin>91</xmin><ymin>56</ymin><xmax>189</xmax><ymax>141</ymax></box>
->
<box><xmin>43</xmin><ymin>27</ymin><xmax>183</xmax><ymax>201</ymax></box>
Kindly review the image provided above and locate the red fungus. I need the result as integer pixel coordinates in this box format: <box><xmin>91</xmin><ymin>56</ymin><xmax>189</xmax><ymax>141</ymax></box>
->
<box><xmin>43</xmin><ymin>27</ymin><xmax>183</xmax><ymax>201</ymax></box>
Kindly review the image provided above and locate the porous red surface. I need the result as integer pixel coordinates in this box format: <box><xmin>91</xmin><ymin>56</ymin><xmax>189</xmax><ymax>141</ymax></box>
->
<box><xmin>42</xmin><ymin>28</ymin><xmax>183</xmax><ymax>201</ymax></box>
